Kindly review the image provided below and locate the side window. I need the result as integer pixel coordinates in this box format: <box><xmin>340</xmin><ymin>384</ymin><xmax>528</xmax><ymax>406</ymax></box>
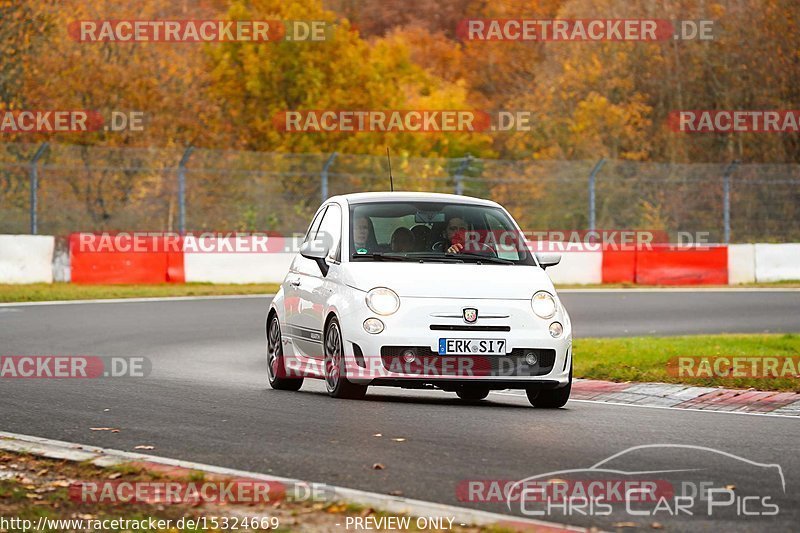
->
<box><xmin>303</xmin><ymin>207</ymin><xmax>327</xmax><ymax>244</ymax></box>
<box><xmin>316</xmin><ymin>204</ymin><xmax>342</xmax><ymax>261</ymax></box>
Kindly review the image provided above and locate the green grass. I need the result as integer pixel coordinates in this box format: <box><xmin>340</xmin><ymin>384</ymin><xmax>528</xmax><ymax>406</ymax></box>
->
<box><xmin>575</xmin><ymin>333</ymin><xmax>800</xmax><ymax>391</ymax></box>
<box><xmin>2</xmin><ymin>280</ymin><xmax>798</xmax><ymax>304</ymax></box>
<box><xmin>0</xmin><ymin>282</ymin><xmax>280</xmax><ymax>303</ymax></box>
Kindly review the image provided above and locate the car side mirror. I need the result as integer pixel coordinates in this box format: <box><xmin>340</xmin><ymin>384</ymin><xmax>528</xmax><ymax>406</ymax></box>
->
<box><xmin>535</xmin><ymin>252</ymin><xmax>561</xmax><ymax>270</ymax></box>
<box><xmin>300</xmin><ymin>240</ymin><xmax>330</xmax><ymax>275</ymax></box>
<box><xmin>300</xmin><ymin>240</ymin><xmax>327</xmax><ymax>260</ymax></box>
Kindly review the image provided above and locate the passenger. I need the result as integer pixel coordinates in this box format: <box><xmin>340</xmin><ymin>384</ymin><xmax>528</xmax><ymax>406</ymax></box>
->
<box><xmin>353</xmin><ymin>215</ymin><xmax>379</xmax><ymax>254</ymax></box>
<box><xmin>410</xmin><ymin>224</ymin><xmax>431</xmax><ymax>251</ymax></box>
<box><xmin>390</xmin><ymin>227</ymin><xmax>415</xmax><ymax>252</ymax></box>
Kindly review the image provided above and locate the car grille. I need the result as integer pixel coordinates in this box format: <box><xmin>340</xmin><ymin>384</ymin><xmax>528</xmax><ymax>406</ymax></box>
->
<box><xmin>379</xmin><ymin>346</ymin><xmax>556</xmax><ymax>377</ymax></box>
<box><xmin>429</xmin><ymin>325</ymin><xmax>511</xmax><ymax>332</ymax></box>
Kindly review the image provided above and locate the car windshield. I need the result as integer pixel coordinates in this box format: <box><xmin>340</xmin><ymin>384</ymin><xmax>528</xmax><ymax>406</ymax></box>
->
<box><xmin>349</xmin><ymin>201</ymin><xmax>535</xmax><ymax>265</ymax></box>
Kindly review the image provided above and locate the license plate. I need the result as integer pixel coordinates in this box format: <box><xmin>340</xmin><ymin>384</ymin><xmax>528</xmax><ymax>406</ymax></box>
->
<box><xmin>438</xmin><ymin>338</ymin><xmax>506</xmax><ymax>355</ymax></box>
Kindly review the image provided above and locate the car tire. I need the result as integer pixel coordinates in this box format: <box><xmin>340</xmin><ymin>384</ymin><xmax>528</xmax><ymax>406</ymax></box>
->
<box><xmin>526</xmin><ymin>366</ymin><xmax>571</xmax><ymax>408</ymax></box>
<box><xmin>456</xmin><ymin>386</ymin><xmax>490</xmax><ymax>401</ymax></box>
<box><xmin>266</xmin><ymin>315</ymin><xmax>303</xmax><ymax>391</ymax></box>
<box><xmin>324</xmin><ymin>317</ymin><xmax>368</xmax><ymax>400</ymax></box>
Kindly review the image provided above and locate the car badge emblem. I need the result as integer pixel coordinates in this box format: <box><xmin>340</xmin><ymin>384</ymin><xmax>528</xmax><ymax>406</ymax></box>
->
<box><xmin>463</xmin><ymin>308</ymin><xmax>478</xmax><ymax>323</ymax></box>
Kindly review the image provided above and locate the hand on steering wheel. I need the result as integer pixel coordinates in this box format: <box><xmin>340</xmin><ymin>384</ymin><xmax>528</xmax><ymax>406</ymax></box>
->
<box><xmin>445</xmin><ymin>242</ymin><xmax>498</xmax><ymax>257</ymax></box>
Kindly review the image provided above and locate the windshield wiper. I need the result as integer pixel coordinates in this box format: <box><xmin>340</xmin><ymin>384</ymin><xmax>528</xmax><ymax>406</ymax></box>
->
<box><xmin>352</xmin><ymin>252</ymin><xmax>507</xmax><ymax>264</ymax></box>
<box><xmin>445</xmin><ymin>252</ymin><xmax>514</xmax><ymax>264</ymax></box>
<box><xmin>403</xmin><ymin>253</ymin><xmax>464</xmax><ymax>263</ymax></box>
<box><xmin>351</xmin><ymin>252</ymin><xmax>413</xmax><ymax>262</ymax></box>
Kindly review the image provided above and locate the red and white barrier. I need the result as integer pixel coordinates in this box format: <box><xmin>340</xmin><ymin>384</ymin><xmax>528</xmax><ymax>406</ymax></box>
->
<box><xmin>3</xmin><ymin>234</ymin><xmax>800</xmax><ymax>286</ymax></box>
<box><xmin>728</xmin><ymin>244</ymin><xmax>756</xmax><ymax>284</ymax></box>
<box><xmin>543</xmin><ymin>250</ymin><xmax>603</xmax><ymax>284</ymax></box>
<box><xmin>754</xmin><ymin>244</ymin><xmax>800</xmax><ymax>282</ymax></box>
<box><xmin>601</xmin><ymin>250</ymin><xmax>636</xmax><ymax>284</ymax></box>
<box><xmin>634</xmin><ymin>246</ymin><xmax>728</xmax><ymax>285</ymax></box>
<box><xmin>0</xmin><ymin>235</ymin><xmax>55</xmax><ymax>283</ymax></box>
<box><xmin>184</xmin><ymin>236</ymin><xmax>301</xmax><ymax>284</ymax></box>
<box><xmin>602</xmin><ymin>246</ymin><xmax>728</xmax><ymax>285</ymax></box>
<box><xmin>69</xmin><ymin>233</ymin><xmax>184</xmax><ymax>284</ymax></box>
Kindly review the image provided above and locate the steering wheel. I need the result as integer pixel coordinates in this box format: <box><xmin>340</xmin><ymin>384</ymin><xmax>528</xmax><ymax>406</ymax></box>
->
<box><xmin>432</xmin><ymin>240</ymin><xmax>498</xmax><ymax>257</ymax></box>
<box><xmin>470</xmin><ymin>242</ymin><xmax>498</xmax><ymax>257</ymax></box>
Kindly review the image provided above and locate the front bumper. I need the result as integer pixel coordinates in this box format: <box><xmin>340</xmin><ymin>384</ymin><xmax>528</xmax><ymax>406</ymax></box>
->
<box><xmin>338</xmin><ymin>295</ymin><xmax>572</xmax><ymax>387</ymax></box>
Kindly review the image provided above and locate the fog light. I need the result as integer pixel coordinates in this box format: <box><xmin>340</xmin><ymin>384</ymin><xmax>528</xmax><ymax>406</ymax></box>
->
<box><xmin>524</xmin><ymin>351</ymin><xmax>538</xmax><ymax>366</ymax></box>
<box><xmin>549</xmin><ymin>321</ymin><xmax>563</xmax><ymax>338</ymax></box>
<box><xmin>401</xmin><ymin>349</ymin><xmax>416</xmax><ymax>363</ymax></box>
<box><xmin>363</xmin><ymin>318</ymin><xmax>384</xmax><ymax>334</ymax></box>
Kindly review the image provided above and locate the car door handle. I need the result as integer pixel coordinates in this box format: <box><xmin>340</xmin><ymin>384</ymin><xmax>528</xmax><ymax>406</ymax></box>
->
<box><xmin>289</xmin><ymin>278</ymin><xmax>301</xmax><ymax>286</ymax></box>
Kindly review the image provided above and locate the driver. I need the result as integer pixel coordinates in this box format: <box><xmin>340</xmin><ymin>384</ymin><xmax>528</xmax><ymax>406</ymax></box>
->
<box><xmin>438</xmin><ymin>214</ymin><xmax>468</xmax><ymax>254</ymax></box>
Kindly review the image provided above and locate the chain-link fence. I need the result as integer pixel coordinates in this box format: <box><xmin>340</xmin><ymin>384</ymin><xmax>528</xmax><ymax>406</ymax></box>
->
<box><xmin>1</xmin><ymin>142</ymin><xmax>799</xmax><ymax>242</ymax></box>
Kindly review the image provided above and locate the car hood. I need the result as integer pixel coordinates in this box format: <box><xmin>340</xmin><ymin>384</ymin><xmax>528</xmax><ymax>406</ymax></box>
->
<box><xmin>343</xmin><ymin>262</ymin><xmax>554</xmax><ymax>299</ymax></box>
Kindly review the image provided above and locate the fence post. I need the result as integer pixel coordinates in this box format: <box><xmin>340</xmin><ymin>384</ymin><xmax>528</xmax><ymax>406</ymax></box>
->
<box><xmin>321</xmin><ymin>152</ymin><xmax>337</xmax><ymax>202</ymax></box>
<box><xmin>454</xmin><ymin>153</ymin><xmax>472</xmax><ymax>195</ymax></box>
<box><xmin>722</xmin><ymin>160</ymin><xmax>739</xmax><ymax>244</ymax></box>
<box><xmin>588</xmin><ymin>158</ymin><xmax>605</xmax><ymax>231</ymax></box>
<box><xmin>29</xmin><ymin>143</ymin><xmax>49</xmax><ymax>235</ymax></box>
<box><xmin>178</xmin><ymin>145</ymin><xmax>194</xmax><ymax>235</ymax></box>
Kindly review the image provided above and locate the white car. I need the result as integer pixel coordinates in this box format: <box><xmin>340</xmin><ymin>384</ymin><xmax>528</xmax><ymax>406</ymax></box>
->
<box><xmin>266</xmin><ymin>192</ymin><xmax>572</xmax><ymax>407</ymax></box>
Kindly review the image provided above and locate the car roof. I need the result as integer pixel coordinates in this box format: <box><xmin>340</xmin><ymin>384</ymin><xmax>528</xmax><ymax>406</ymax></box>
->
<box><xmin>330</xmin><ymin>191</ymin><xmax>501</xmax><ymax>208</ymax></box>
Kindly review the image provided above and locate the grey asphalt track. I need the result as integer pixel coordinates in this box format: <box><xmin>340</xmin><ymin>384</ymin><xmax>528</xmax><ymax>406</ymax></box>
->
<box><xmin>1</xmin><ymin>291</ymin><xmax>798</xmax><ymax>531</ymax></box>
<box><xmin>557</xmin><ymin>289</ymin><xmax>800</xmax><ymax>337</ymax></box>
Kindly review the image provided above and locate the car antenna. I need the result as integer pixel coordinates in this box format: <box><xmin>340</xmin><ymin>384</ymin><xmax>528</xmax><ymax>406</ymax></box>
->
<box><xmin>386</xmin><ymin>146</ymin><xmax>394</xmax><ymax>192</ymax></box>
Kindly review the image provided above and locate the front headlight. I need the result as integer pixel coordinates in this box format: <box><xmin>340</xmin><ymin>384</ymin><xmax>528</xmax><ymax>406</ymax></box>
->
<box><xmin>366</xmin><ymin>287</ymin><xmax>400</xmax><ymax>315</ymax></box>
<box><xmin>531</xmin><ymin>291</ymin><xmax>557</xmax><ymax>319</ymax></box>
